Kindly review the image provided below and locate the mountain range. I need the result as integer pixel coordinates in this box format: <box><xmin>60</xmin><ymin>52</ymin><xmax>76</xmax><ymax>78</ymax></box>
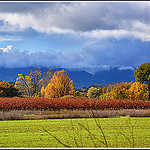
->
<box><xmin>0</xmin><ymin>66</ymin><xmax>136</xmax><ymax>89</ymax></box>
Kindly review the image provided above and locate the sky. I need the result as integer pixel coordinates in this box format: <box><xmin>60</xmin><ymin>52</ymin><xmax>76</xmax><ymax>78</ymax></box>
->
<box><xmin>0</xmin><ymin>1</ymin><xmax>150</xmax><ymax>69</ymax></box>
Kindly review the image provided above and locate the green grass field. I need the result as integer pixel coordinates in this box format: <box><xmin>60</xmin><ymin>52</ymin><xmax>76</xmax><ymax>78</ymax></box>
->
<box><xmin>0</xmin><ymin>117</ymin><xmax>150</xmax><ymax>148</ymax></box>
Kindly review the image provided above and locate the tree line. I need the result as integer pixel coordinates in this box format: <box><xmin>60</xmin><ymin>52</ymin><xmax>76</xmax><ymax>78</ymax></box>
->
<box><xmin>0</xmin><ymin>63</ymin><xmax>150</xmax><ymax>101</ymax></box>
<box><xmin>14</xmin><ymin>68</ymin><xmax>75</xmax><ymax>98</ymax></box>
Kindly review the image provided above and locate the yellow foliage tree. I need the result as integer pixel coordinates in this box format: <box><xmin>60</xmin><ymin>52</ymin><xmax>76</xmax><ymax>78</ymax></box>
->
<box><xmin>109</xmin><ymin>82</ymin><xmax>132</xmax><ymax>99</ymax></box>
<box><xmin>128</xmin><ymin>82</ymin><xmax>148</xmax><ymax>100</ymax></box>
<box><xmin>29</xmin><ymin>68</ymin><xmax>41</xmax><ymax>95</ymax></box>
<box><xmin>15</xmin><ymin>74</ymin><xmax>33</xmax><ymax>97</ymax></box>
<box><xmin>15</xmin><ymin>68</ymin><xmax>41</xmax><ymax>97</ymax></box>
<box><xmin>39</xmin><ymin>68</ymin><xmax>53</xmax><ymax>89</ymax></box>
<box><xmin>100</xmin><ymin>81</ymin><xmax>149</xmax><ymax>100</ymax></box>
<box><xmin>45</xmin><ymin>69</ymin><xmax>75</xmax><ymax>98</ymax></box>
<box><xmin>101</xmin><ymin>82</ymin><xmax>132</xmax><ymax>99</ymax></box>
<box><xmin>40</xmin><ymin>86</ymin><xmax>45</xmax><ymax>97</ymax></box>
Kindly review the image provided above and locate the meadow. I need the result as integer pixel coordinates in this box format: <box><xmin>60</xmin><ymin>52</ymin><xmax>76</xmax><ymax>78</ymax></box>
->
<box><xmin>0</xmin><ymin>97</ymin><xmax>150</xmax><ymax>148</ymax></box>
<box><xmin>0</xmin><ymin>117</ymin><xmax>150</xmax><ymax>148</ymax></box>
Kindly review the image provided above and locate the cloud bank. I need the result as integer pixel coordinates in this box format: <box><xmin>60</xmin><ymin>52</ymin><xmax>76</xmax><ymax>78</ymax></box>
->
<box><xmin>0</xmin><ymin>38</ymin><xmax>150</xmax><ymax>69</ymax></box>
<box><xmin>0</xmin><ymin>2</ymin><xmax>150</xmax><ymax>41</ymax></box>
<box><xmin>0</xmin><ymin>2</ymin><xmax>150</xmax><ymax>69</ymax></box>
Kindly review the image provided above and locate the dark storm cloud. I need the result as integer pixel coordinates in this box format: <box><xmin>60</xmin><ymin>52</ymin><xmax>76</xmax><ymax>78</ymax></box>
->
<box><xmin>0</xmin><ymin>2</ymin><xmax>150</xmax><ymax>33</ymax></box>
<box><xmin>0</xmin><ymin>2</ymin><xmax>53</xmax><ymax>13</ymax></box>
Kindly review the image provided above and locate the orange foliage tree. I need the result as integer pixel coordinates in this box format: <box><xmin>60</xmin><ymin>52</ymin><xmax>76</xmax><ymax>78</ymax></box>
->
<box><xmin>101</xmin><ymin>82</ymin><xmax>132</xmax><ymax>99</ymax></box>
<box><xmin>44</xmin><ymin>69</ymin><xmax>75</xmax><ymax>98</ymax></box>
<box><xmin>101</xmin><ymin>82</ymin><xmax>120</xmax><ymax>94</ymax></box>
<box><xmin>128</xmin><ymin>82</ymin><xmax>148</xmax><ymax>100</ymax></box>
<box><xmin>101</xmin><ymin>81</ymin><xmax>149</xmax><ymax>100</ymax></box>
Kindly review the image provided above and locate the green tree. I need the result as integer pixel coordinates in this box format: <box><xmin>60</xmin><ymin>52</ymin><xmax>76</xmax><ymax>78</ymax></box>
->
<box><xmin>88</xmin><ymin>83</ymin><xmax>102</xmax><ymax>89</ymax></box>
<box><xmin>87</xmin><ymin>87</ymin><xmax>102</xmax><ymax>98</ymax></box>
<box><xmin>134</xmin><ymin>63</ymin><xmax>150</xmax><ymax>100</ymax></box>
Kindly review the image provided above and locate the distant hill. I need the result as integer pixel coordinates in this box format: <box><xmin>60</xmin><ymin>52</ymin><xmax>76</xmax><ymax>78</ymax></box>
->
<box><xmin>93</xmin><ymin>67</ymin><xmax>135</xmax><ymax>87</ymax></box>
<box><xmin>0</xmin><ymin>66</ymin><xmax>136</xmax><ymax>89</ymax></box>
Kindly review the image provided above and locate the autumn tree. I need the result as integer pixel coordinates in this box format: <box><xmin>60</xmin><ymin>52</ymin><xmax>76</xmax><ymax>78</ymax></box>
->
<box><xmin>128</xmin><ymin>82</ymin><xmax>148</xmax><ymax>100</ymax></box>
<box><xmin>29</xmin><ymin>68</ymin><xmax>42</xmax><ymax>96</ymax></box>
<box><xmin>101</xmin><ymin>82</ymin><xmax>132</xmax><ymax>99</ymax></box>
<box><xmin>134</xmin><ymin>63</ymin><xmax>150</xmax><ymax>100</ymax></box>
<box><xmin>39</xmin><ymin>68</ymin><xmax>54</xmax><ymax>88</ymax></box>
<box><xmin>15</xmin><ymin>74</ymin><xmax>32</xmax><ymax>97</ymax></box>
<box><xmin>15</xmin><ymin>67</ymin><xmax>54</xmax><ymax>97</ymax></box>
<box><xmin>15</xmin><ymin>68</ymin><xmax>41</xmax><ymax>97</ymax></box>
<box><xmin>0</xmin><ymin>81</ymin><xmax>21</xmax><ymax>97</ymax></box>
<box><xmin>101</xmin><ymin>82</ymin><xmax>120</xmax><ymax>94</ymax></box>
<box><xmin>39</xmin><ymin>68</ymin><xmax>54</xmax><ymax>97</ymax></box>
<box><xmin>40</xmin><ymin>86</ymin><xmax>45</xmax><ymax>97</ymax></box>
<box><xmin>45</xmin><ymin>69</ymin><xmax>75</xmax><ymax>98</ymax></box>
<box><xmin>100</xmin><ymin>81</ymin><xmax>149</xmax><ymax>100</ymax></box>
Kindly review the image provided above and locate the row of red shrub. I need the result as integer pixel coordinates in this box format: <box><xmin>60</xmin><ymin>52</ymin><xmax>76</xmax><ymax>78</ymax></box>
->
<box><xmin>0</xmin><ymin>97</ymin><xmax>150</xmax><ymax>111</ymax></box>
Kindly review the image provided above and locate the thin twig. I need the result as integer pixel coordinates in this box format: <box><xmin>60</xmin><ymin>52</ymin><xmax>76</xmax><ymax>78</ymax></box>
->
<box><xmin>42</xmin><ymin>127</ymin><xmax>71</xmax><ymax>148</ymax></box>
<box><xmin>77</xmin><ymin>122</ymin><xmax>106</xmax><ymax>147</ymax></box>
<box><xmin>125</xmin><ymin>117</ymin><xmax>137</xmax><ymax>148</ymax></box>
<box><xmin>70</xmin><ymin>119</ymin><xmax>79</xmax><ymax>147</ymax></box>
<box><xmin>90</xmin><ymin>110</ymin><xmax>108</xmax><ymax>148</ymax></box>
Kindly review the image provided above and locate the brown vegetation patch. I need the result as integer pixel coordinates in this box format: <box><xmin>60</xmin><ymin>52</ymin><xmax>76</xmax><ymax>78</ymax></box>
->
<box><xmin>0</xmin><ymin>109</ymin><xmax>150</xmax><ymax>120</ymax></box>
